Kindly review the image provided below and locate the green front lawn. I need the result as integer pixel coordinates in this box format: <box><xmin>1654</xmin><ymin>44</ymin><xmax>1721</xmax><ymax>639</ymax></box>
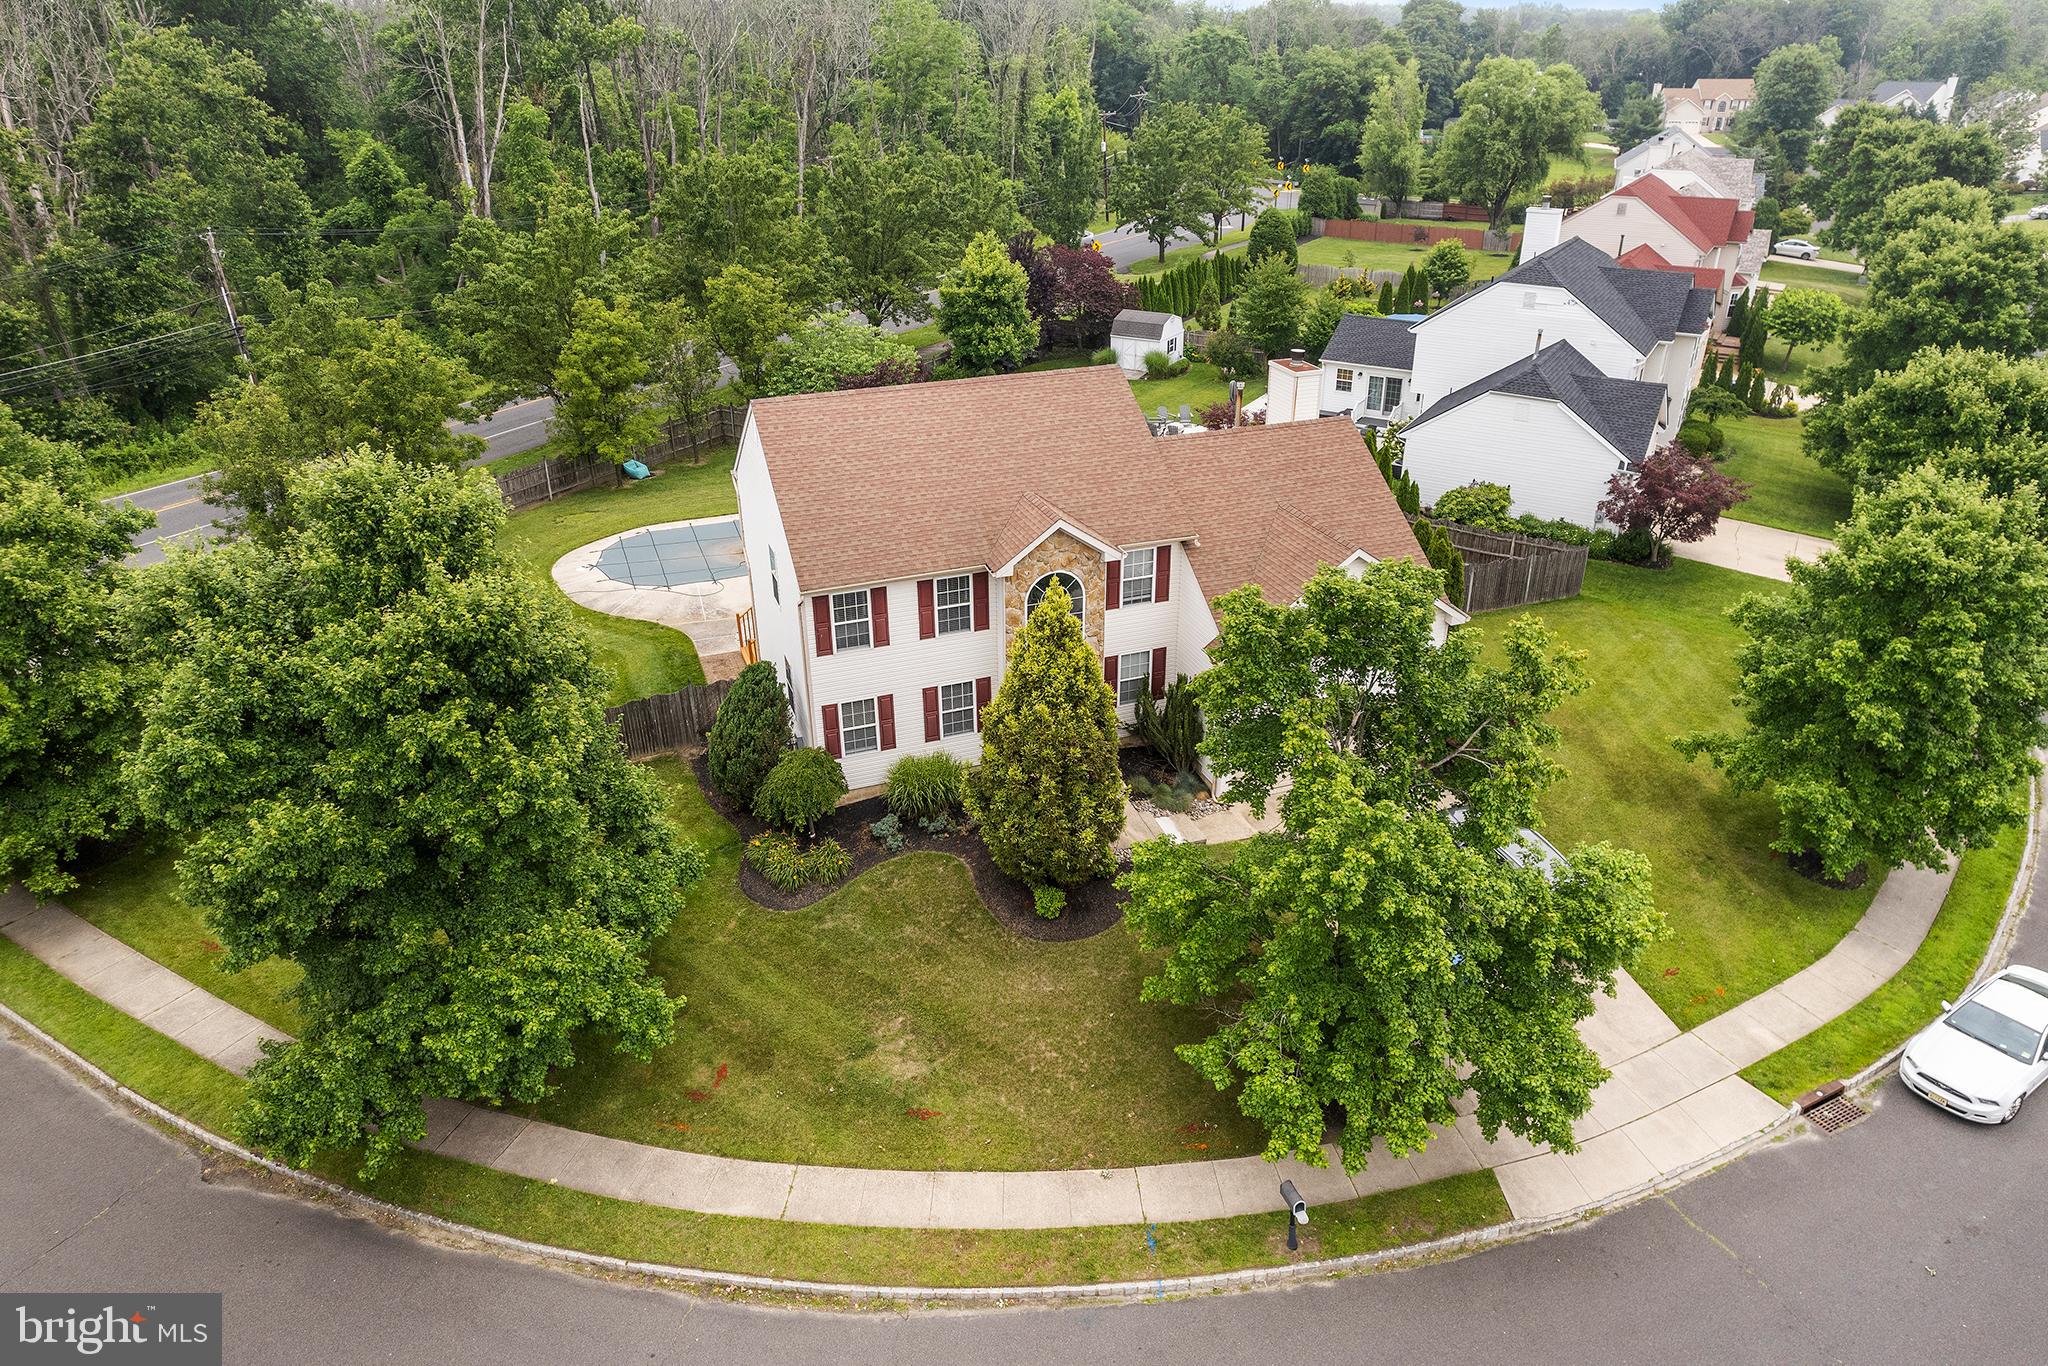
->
<box><xmin>1296</xmin><ymin>236</ymin><xmax>1516</xmax><ymax>281</ymax></box>
<box><xmin>1718</xmin><ymin>413</ymin><xmax>1852</xmax><ymax>540</ymax></box>
<box><xmin>1130</xmin><ymin>361</ymin><xmax>1264</xmax><ymax>421</ymax></box>
<box><xmin>496</xmin><ymin>453</ymin><xmax>740</xmax><ymax>703</ymax></box>
<box><xmin>1759</xmin><ymin>261</ymin><xmax>1867</xmax><ymax>305</ymax></box>
<box><xmin>1481</xmin><ymin>560</ymin><xmax>1880</xmax><ymax>1029</ymax></box>
<box><xmin>1741</xmin><ymin>813</ymin><xmax>2028</xmax><ymax>1103</ymax></box>
<box><xmin>1545</xmin><ymin>145</ymin><xmax>1616</xmax><ymax>180</ymax></box>
<box><xmin>1754</xmin><ymin>333</ymin><xmax>1844</xmax><ymax>393</ymax></box>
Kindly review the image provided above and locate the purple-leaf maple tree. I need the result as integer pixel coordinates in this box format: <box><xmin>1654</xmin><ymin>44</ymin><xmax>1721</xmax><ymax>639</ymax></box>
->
<box><xmin>1008</xmin><ymin>234</ymin><xmax>1136</xmax><ymax>349</ymax></box>
<box><xmin>1598</xmin><ymin>443</ymin><xmax>1751</xmax><ymax>554</ymax></box>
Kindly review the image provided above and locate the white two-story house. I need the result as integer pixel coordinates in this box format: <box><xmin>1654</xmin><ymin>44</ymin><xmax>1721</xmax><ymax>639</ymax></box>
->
<box><xmin>733</xmin><ymin>365</ymin><xmax>1445</xmax><ymax>790</ymax></box>
<box><xmin>1538</xmin><ymin>177</ymin><xmax>1763</xmax><ymax>327</ymax></box>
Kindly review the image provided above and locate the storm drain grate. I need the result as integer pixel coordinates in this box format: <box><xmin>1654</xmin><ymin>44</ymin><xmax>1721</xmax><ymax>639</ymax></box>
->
<box><xmin>1808</xmin><ymin>1095</ymin><xmax>1869</xmax><ymax>1134</ymax></box>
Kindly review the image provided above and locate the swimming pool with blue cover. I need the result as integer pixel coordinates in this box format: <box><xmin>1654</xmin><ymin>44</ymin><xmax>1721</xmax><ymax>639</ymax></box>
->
<box><xmin>594</xmin><ymin>518</ymin><xmax>745</xmax><ymax>589</ymax></box>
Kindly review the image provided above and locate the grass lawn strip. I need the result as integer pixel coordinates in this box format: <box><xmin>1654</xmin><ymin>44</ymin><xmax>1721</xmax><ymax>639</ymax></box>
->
<box><xmin>496</xmin><ymin>452</ymin><xmax>741</xmax><ymax>702</ymax></box>
<box><xmin>96</xmin><ymin>454</ymin><xmax>216</xmax><ymax>499</ymax></box>
<box><xmin>1758</xmin><ymin>260</ymin><xmax>1868</xmax><ymax>304</ymax></box>
<box><xmin>1130</xmin><ymin>361</ymin><xmax>1264</xmax><ymax>421</ymax></box>
<box><xmin>1479</xmin><ymin>560</ymin><xmax>1879</xmax><ymax>1030</ymax></box>
<box><xmin>1295</xmin><ymin>235</ymin><xmax>1515</xmax><ymax>279</ymax></box>
<box><xmin>1717</xmin><ymin>413</ymin><xmax>1852</xmax><ymax>539</ymax></box>
<box><xmin>1120</xmin><ymin>228</ymin><xmax>1250</xmax><ymax>278</ymax></box>
<box><xmin>1740</xmin><ymin>813</ymin><xmax>2030</xmax><ymax>1104</ymax></box>
<box><xmin>0</xmin><ymin>937</ymin><xmax>1508</xmax><ymax>1288</ymax></box>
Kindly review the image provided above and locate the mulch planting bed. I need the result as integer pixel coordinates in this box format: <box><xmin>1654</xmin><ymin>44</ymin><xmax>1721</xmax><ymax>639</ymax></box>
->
<box><xmin>688</xmin><ymin>751</ymin><xmax>1125</xmax><ymax>941</ymax></box>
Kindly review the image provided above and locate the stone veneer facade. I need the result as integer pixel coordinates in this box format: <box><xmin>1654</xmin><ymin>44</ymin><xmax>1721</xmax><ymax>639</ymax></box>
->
<box><xmin>1003</xmin><ymin>529</ymin><xmax>1107</xmax><ymax>657</ymax></box>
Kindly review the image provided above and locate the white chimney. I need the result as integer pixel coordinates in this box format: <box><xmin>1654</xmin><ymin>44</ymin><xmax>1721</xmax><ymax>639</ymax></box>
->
<box><xmin>1520</xmin><ymin>205</ymin><xmax>1565</xmax><ymax>263</ymax></box>
<box><xmin>1265</xmin><ymin>351</ymin><xmax>1318</xmax><ymax>424</ymax></box>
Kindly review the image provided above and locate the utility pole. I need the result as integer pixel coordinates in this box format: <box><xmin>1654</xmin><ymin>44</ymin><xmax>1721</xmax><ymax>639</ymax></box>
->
<box><xmin>202</xmin><ymin>227</ymin><xmax>252</xmax><ymax>374</ymax></box>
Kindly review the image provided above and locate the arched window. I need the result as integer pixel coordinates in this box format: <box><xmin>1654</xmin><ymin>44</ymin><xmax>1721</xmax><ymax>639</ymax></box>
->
<box><xmin>1026</xmin><ymin>570</ymin><xmax>1085</xmax><ymax>620</ymax></box>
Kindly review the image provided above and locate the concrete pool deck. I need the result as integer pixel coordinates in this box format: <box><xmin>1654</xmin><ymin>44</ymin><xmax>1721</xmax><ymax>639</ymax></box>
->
<box><xmin>552</xmin><ymin>517</ymin><xmax>754</xmax><ymax>682</ymax></box>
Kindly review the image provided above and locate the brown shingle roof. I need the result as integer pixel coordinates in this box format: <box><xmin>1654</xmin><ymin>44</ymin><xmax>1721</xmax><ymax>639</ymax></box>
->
<box><xmin>747</xmin><ymin>367</ymin><xmax>1422</xmax><ymax>602</ymax></box>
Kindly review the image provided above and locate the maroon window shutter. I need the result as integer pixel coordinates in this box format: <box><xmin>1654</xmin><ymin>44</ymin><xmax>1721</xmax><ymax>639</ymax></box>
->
<box><xmin>878</xmin><ymin>695</ymin><xmax>896</xmax><ymax>750</ymax></box>
<box><xmin>974</xmin><ymin>676</ymin><xmax>991</xmax><ymax>728</ymax></box>
<box><xmin>813</xmin><ymin>598</ymin><xmax>833</xmax><ymax>657</ymax></box>
<box><xmin>1155</xmin><ymin>545</ymin><xmax>1172</xmax><ymax>602</ymax></box>
<box><xmin>1151</xmin><ymin>646</ymin><xmax>1167</xmax><ymax>699</ymax></box>
<box><xmin>972</xmin><ymin>572</ymin><xmax>990</xmax><ymax>630</ymax></box>
<box><xmin>1104</xmin><ymin>654</ymin><xmax>1118</xmax><ymax>690</ymax></box>
<box><xmin>1106</xmin><ymin>558</ymin><xmax>1121</xmax><ymax>610</ymax></box>
<box><xmin>917</xmin><ymin>580</ymin><xmax>936</xmax><ymax>639</ymax></box>
<box><xmin>922</xmin><ymin>686</ymin><xmax>940</xmax><ymax>741</ymax></box>
<box><xmin>870</xmin><ymin>586</ymin><xmax>890</xmax><ymax>646</ymax></box>
<box><xmin>822</xmin><ymin>703</ymin><xmax>841</xmax><ymax>757</ymax></box>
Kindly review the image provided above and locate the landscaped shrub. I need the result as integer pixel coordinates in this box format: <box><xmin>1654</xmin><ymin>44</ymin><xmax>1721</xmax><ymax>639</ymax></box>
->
<box><xmin>885</xmin><ymin>752</ymin><xmax>966</xmax><ymax>822</ymax></box>
<box><xmin>1246</xmin><ymin>209</ymin><xmax>1299</xmax><ymax>267</ymax></box>
<box><xmin>1432</xmin><ymin>482</ymin><xmax>1515</xmax><ymax>531</ymax></box>
<box><xmin>1033</xmin><ymin>885</ymin><xmax>1067</xmax><ymax>919</ymax></box>
<box><xmin>1610</xmin><ymin>524</ymin><xmax>1656</xmax><ymax>565</ymax></box>
<box><xmin>1412</xmin><ymin>518</ymin><xmax>1466</xmax><ymax>605</ymax></box>
<box><xmin>1206</xmin><ymin>329</ymin><xmax>1260</xmax><ymax>381</ymax></box>
<box><xmin>1090</xmin><ymin>346</ymin><xmax>1115</xmax><ymax>365</ymax></box>
<box><xmin>1687</xmin><ymin>384</ymin><xmax>1749</xmax><ymax>422</ymax></box>
<box><xmin>707</xmin><ymin>662</ymin><xmax>793</xmax><ymax>808</ymax></box>
<box><xmin>869</xmin><ymin>812</ymin><xmax>905</xmax><ymax>851</ymax></box>
<box><xmin>1142</xmin><ymin>349</ymin><xmax>1171</xmax><ymax>380</ymax></box>
<box><xmin>1130</xmin><ymin>675</ymin><xmax>1204</xmax><ymax>779</ymax></box>
<box><xmin>1168</xmin><ymin>357</ymin><xmax>1191</xmax><ymax>376</ymax></box>
<box><xmin>746</xmin><ymin>832</ymin><xmax>853</xmax><ymax>891</ymax></box>
<box><xmin>1677</xmin><ymin>418</ymin><xmax>1725</xmax><ymax>457</ymax></box>
<box><xmin>751</xmin><ymin>748</ymin><xmax>847</xmax><ymax>836</ymax></box>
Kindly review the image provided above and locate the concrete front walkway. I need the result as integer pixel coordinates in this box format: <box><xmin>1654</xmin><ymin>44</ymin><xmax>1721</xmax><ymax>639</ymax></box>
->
<box><xmin>551</xmin><ymin>517</ymin><xmax>753</xmax><ymax>682</ymax></box>
<box><xmin>1672</xmin><ymin>518</ymin><xmax>1834</xmax><ymax>582</ymax></box>
<box><xmin>0</xmin><ymin>850</ymin><xmax>1958</xmax><ymax>1229</ymax></box>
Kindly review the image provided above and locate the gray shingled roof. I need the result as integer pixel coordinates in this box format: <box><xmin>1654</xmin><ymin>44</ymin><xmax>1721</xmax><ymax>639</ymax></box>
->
<box><xmin>1111</xmin><ymin>308</ymin><xmax>1176</xmax><ymax>340</ymax></box>
<box><xmin>1321</xmin><ymin>314</ymin><xmax>1417</xmax><ymax>370</ymax></box>
<box><xmin>1407</xmin><ymin>341</ymin><xmax>1665</xmax><ymax>464</ymax></box>
<box><xmin>1456</xmin><ymin>239</ymin><xmax>1705</xmax><ymax>354</ymax></box>
<box><xmin>1678</xmin><ymin>285</ymin><xmax>1714</xmax><ymax>334</ymax></box>
<box><xmin>1871</xmin><ymin>79</ymin><xmax>1948</xmax><ymax>104</ymax></box>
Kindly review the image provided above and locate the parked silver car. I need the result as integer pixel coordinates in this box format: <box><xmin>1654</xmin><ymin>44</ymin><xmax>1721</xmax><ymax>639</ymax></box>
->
<box><xmin>1772</xmin><ymin>237</ymin><xmax>1821</xmax><ymax>260</ymax></box>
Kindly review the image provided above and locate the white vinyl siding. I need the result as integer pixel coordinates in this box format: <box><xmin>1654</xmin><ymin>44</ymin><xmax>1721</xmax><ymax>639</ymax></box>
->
<box><xmin>1403</xmin><ymin>394</ymin><xmax>1630</xmax><ymax>528</ymax></box>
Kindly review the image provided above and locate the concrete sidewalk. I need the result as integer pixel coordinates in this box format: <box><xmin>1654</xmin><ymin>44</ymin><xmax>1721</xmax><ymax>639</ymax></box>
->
<box><xmin>1672</xmin><ymin>518</ymin><xmax>1834</xmax><ymax>582</ymax></box>
<box><xmin>0</xmin><ymin>849</ymin><xmax>1957</xmax><ymax>1229</ymax></box>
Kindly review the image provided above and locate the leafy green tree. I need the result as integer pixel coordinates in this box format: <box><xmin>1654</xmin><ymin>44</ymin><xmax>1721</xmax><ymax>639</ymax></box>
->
<box><xmin>0</xmin><ymin>412</ymin><xmax>150</xmax><ymax>898</ymax></box>
<box><xmin>1806</xmin><ymin>347</ymin><xmax>2048</xmax><ymax>495</ymax></box>
<box><xmin>753</xmin><ymin>749</ymin><xmax>847</xmax><ymax>837</ymax></box>
<box><xmin>128</xmin><ymin>455</ymin><xmax>701</xmax><ymax>1175</ymax></box>
<box><xmin>1188</xmin><ymin>106</ymin><xmax>1270</xmax><ymax>246</ymax></box>
<box><xmin>764</xmin><ymin>315</ymin><xmax>920</xmax><ymax>395</ymax></box>
<box><xmin>444</xmin><ymin>204</ymin><xmax>640</xmax><ymax>403</ymax></box>
<box><xmin>648</xmin><ymin>303</ymin><xmax>723</xmax><ymax>439</ymax></box>
<box><xmin>1435</xmin><ymin>59</ymin><xmax>1602</xmax><ymax>229</ymax></box>
<box><xmin>1737</xmin><ymin>43</ymin><xmax>1843</xmax><ymax>170</ymax></box>
<box><xmin>646</xmin><ymin>145</ymin><xmax>833</xmax><ymax>311</ymax></box>
<box><xmin>937</xmin><ymin>232</ymin><xmax>1037</xmax><ymax>373</ymax></box>
<box><xmin>703</xmin><ymin>265</ymin><xmax>796</xmax><ymax>397</ymax></box>
<box><xmin>1400</xmin><ymin>0</ymin><xmax>1472</xmax><ymax>128</ymax></box>
<box><xmin>1246</xmin><ymin>209</ymin><xmax>1300</xmax><ymax>267</ymax></box>
<box><xmin>1610</xmin><ymin>87</ymin><xmax>1665</xmax><ymax>149</ymax></box>
<box><xmin>1764</xmin><ymin>287</ymin><xmax>1846</xmax><ymax>365</ymax></box>
<box><xmin>964</xmin><ymin>582</ymin><xmax>1125</xmax><ymax>890</ymax></box>
<box><xmin>1023</xmin><ymin>85</ymin><xmax>1102</xmax><ymax>247</ymax></box>
<box><xmin>1124</xmin><ymin>562</ymin><xmax>1657</xmax><ymax>1170</ymax></box>
<box><xmin>1420</xmin><ymin>239</ymin><xmax>1473</xmax><ymax>302</ymax></box>
<box><xmin>1681</xmin><ymin>465</ymin><xmax>2048</xmax><ymax>880</ymax></box>
<box><xmin>1234</xmin><ymin>254</ymin><xmax>1308</xmax><ymax>356</ymax></box>
<box><xmin>1808</xmin><ymin>106</ymin><xmax>2007</xmax><ymax>253</ymax></box>
<box><xmin>1835</xmin><ymin>183</ymin><xmax>2048</xmax><ymax>385</ymax></box>
<box><xmin>199</xmin><ymin>283</ymin><xmax>483</xmax><ymax>539</ymax></box>
<box><xmin>708</xmin><ymin>663</ymin><xmax>793</xmax><ymax>807</ymax></box>
<box><xmin>1357</xmin><ymin>57</ymin><xmax>1425</xmax><ymax>205</ymax></box>
<box><xmin>552</xmin><ymin>297</ymin><xmax>660</xmax><ymax>465</ymax></box>
<box><xmin>1110</xmin><ymin>100</ymin><xmax>1205</xmax><ymax>262</ymax></box>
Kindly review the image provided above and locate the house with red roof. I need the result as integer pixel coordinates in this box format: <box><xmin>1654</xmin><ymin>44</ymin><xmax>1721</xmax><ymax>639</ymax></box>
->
<box><xmin>1550</xmin><ymin>177</ymin><xmax>1766</xmax><ymax>328</ymax></box>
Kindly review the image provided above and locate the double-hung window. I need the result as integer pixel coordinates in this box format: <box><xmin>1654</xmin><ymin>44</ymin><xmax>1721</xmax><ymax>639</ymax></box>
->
<box><xmin>934</xmin><ymin>574</ymin><xmax>974</xmax><ymax>635</ymax></box>
<box><xmin>939</xmin><ymin>681</ymin><xmax>978</xmax><ymax>737</ymax></box>
<box><xmin>1120</xmin><ymin>548</ymin><xmax>1156</xmax><ymax>606</ymax></box>
<box><xmin>831</xmin><ymin>591</ymin><xmax>871</xmax><ymax>650</ymax></box>
<box><xmin>840</xmin><ymin>698</ymin><xmax>880</xmax><ymax>754</ymax></box>
<box><xmin>1334</xmin><ymin>367</ymin><xmax>1354</xmax><ymax>394</ymax></box>
<box><xmin>1117</xmin><ymin>652</ymin><xmax>1152</xmax><ymax>708</ymax></box>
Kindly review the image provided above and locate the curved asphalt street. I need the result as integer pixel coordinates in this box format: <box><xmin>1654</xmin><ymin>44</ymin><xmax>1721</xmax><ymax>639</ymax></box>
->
<box><xmin>7</xmin><ymin>853</ymin><xmax>2046</xmax><ymax>1365</ymax></box>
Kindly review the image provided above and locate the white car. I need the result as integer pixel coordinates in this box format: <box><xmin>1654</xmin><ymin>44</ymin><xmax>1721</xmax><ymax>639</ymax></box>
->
<box><xmin>1772</xmin><ymin>238</ymin><xmax>1821</xmax><ymax>260</ymax></box>
<box><xmin>1899</xmin><ymin>967</ymin><xmax>2048</xmax><ymax>1124</ymax></box>
<box><xmin>2029</xmin><ymin>204</ymin><xmax>2048</xmax><ymax>220</ymax></box>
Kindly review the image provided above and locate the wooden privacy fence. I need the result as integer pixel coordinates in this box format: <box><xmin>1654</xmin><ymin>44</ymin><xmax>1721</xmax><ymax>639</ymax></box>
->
<box><xmin>1309</xmin><ymin>217</ymin><xmax>1519</xmax><ymax>255</ymax></box>
<box><xmin>494</xmin><ymin>405</ymin><xmax>747</xmax><ymax>509</ymax></box>
<box><xmin>1434</xmin><ymin>521</ymin><xmax>1590</xmax><ymax>614</ymax></box>
<box><xmin>606</xmin><ymin>680</ymin><xmax>734</xmax><ymax>759</ymax></box>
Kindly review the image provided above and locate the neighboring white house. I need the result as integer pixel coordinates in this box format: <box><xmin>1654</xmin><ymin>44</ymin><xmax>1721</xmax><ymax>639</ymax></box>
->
<box><xmin>1614</xmin><ymin>130</ymin><xmax>1763</xmax><ymax>207</ymax></box>
<box><xmin>732</xmin><ymin>365</ymin><xmax>1446</xmax><ymax>790</ymax></box>
<box><xmin>1613</xmin><ymin>127</ymin><xmax>1714</xmax><ymax>183</ymax></box>
<box><xmin>1658</xmin><ymin>78</ymin><xmax>1755</xmax><ymax>134</ymax></box>
<box><xmin>1821</xmin><ymin>76</ymin><xmax>1960</xmax><ymax>126</ymax></box>
<box><xmin>1398</xmin><ymin>342</ymin><xmax>1669</xmax><ymax>527</ymax></box>
<box><xmin>1312</xmin><ymin>239</ymin><xmax>1712</xmax><ymax>452</ymax></box>
<box><xmin>1108</xmin><ymin>308</ymin><xmax>1186</xmax><ymax>377</ymax></box>
<box><xmin>1548</xmin><ymin>176</ymin><xmax>1760</xmax><ymax>326</ymax></box>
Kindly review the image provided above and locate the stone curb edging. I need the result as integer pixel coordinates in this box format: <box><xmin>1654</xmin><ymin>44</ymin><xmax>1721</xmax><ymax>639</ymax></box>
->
<box><xmin>1841</xmin><ymin>763</ymin><xmax>2044</xmax><ymax>1098</ymax></box>
<box><xmin>0</xmin><ymin>996</ymin><xmax>1790</xmax><ymax>1305</ymax></box>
